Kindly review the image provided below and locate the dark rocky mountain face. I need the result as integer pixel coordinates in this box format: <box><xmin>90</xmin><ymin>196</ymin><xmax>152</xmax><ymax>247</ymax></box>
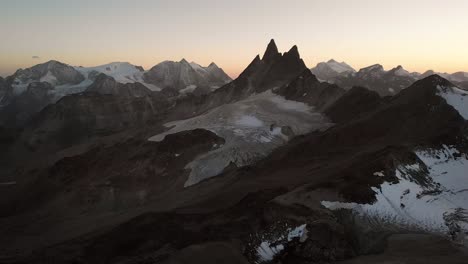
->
<box><xmin>206</xmin><ymin>62</ymin><xmax>232</xmax><ymax>84</ymax></box>
<box><xmin>231</xmin><ymin>39</ymin><xmax>307</xmax><ymax>94</ymax></box>
<box><xmin>275</xmin><ymin>69</ymin><xmax>346</xmax><ymax>110</ymax></box>
<box><xmin>0</xmin><ymin>82</ymin><xmax>55</xmax><ymax>128</ymax></box>
<box><xmin>188</xmin><ymin>40</ymin><xmax>307</xmax><ymax>110</ymax></box>
<box><xmin>324</xmin><ymin>86</ymin><xmax>383</xmax><ymax>123</ymax></box>
<box><xmin>86</xmin><ymin>74</ymin><xmax>152</xmax><ymax>97</ymax></box>
<box><xmin>3</xmin><ymin>129</ymin><xmax>225</xmax><ymax>217</ymax></box>
<box><xmin>0</xmin><ymin>76</ymin><xmax>5</xmax><ymax>98</ymax></box>
<box><xmin>4</xmin><ymin>91</ymin><xmax>171</xmax><ymax>170</ymax></box>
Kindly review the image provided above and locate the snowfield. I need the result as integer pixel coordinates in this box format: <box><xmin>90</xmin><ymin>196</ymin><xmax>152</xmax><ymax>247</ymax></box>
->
<box><xmin>149</xmin><ymin>90</ymin><xmax>333</xmax><ymax>187</ymax></box>
<box><xmin>437</xmin><ymin>85</ymin><xmax>468</xmax><ymax>120</ymax></box>
<box><xmin>322</xmin><ymin>146</ymin><xmax>468</xmax><ymax>245</ymax></box>
<box><xmin>75</xmin><ymin>62</ymin><xmax>161</xmax><ymax>91</ymax></box>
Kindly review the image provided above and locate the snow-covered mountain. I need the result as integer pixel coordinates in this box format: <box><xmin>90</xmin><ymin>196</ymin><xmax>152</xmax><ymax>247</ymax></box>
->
<box><xmin>143</xmin><ymin>59</ymin><xmax>232</xmax><ymax>92</ymax></box>
<box><xmin>310</xmin><ymin>59</ymin><xmax>355</xmax><ymax>82</ymax></box>
<box><xmin>10</xmin><ymin>60</ymin><xmax>86</xmax><ymax>95</ymax></box>
<box><xmin>74</xmin><ymin>62</ymin><xmax>154</xmax><ymax>88</ymax></box>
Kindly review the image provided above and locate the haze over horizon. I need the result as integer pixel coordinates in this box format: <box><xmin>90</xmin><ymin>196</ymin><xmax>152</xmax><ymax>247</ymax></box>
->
<box><xmin>1</xmin><ymin>0</ymin><xmax>468</xmax><ymax>78</ymax></box>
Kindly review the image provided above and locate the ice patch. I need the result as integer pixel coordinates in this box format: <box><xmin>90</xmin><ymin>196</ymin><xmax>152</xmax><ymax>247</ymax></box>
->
<box><xmin>269</xmin><ymin>95</ymin><xmax>313</xmax><ymax>112</ymax></box>
<box><xmin>180</xmin><ymin>84</ymin><xmax>197</xmax><ymax>94</ymax></box>
<box><xmin>236</xmin><ymin>115</ymin><xmax>264</xmax><ymax>127</ymax></box>
<box><xmin>373</xmin><ymin>171</ymin><xmax>385</xmax><ymax>177</ymax></box>
<box><xmin>39</xmin><ymin>71</ymin><xmax>58</xmax><ymax>84</ymax></box>
<box><xmin>256</xmin><ymin>242</ymin><xmax>284</xmax><ymax>262</ymax></box>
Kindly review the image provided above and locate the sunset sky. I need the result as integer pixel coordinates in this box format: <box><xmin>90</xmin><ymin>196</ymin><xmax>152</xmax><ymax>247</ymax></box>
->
<box><xmin>1</xmin><ymin>0</ymin><xmax>468</xmax><ymax>78</ymax></box>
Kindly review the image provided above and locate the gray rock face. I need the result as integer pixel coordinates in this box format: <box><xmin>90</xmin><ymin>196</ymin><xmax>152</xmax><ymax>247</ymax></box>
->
<box><xmin>143</xmin><ymin>59</ymin><xmax>232</xmax><ymax>91</ymax></box>
<box><xmin>206</xmin><ymin>62</ymin><xmax>232</xmax><ymax>84</ymax></box>
<box><xmin>333</xmin><ymin>64</ymin><xmax>418</xmax><ymax>96</ymax></box>
<box><xmin>86</xmin><ymin>74</ymin><xmax>152</xmax><ymax>97</ymax></box>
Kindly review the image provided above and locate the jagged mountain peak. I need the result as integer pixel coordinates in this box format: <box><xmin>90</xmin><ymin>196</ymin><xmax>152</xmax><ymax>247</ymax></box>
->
<box><xmin>262</xmin><ymin>39</ymin><xmax>280</xmax><ymax>61</ymax></box>
<box><xmin>208</xmin><ymin>62</ymin><xmax>219</xmax><ymax>68</ymax></box>
<box><xmin>284</xmin><ymin>45</ymin><xmax>300</xmax><ymax>59</ymax></box>
<box><xmin>179</xmin><ymin>58</ymin><xmax>190</xmax><ymax>65</ymax></box>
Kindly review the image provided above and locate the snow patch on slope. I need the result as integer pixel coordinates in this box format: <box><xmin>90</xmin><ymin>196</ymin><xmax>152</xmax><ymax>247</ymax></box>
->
<box><xmin>149</xmin><ymin>90</ymin><xmax>332</xmax><ymax>187</ymax></box>
<box><xmin>322</xmin><ymin>146</ymin><xmax>468</xmax><ymax>244</ymax></box>
<box><xmin>256</xmin><ymin>224</ymin><xmax>308</xmax><ymax>263</ymax></box>
<box><xmin>76</xmin><ymin>62</ymin><xmax>161</xmax><ymax>91</ymax></box>
<box><xmin>437</xmin><ymin>85</ymin><xmax>468</xmax><ymax>119</ymax></box>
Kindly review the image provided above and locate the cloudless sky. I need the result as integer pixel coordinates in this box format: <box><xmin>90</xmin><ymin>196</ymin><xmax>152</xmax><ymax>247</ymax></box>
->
<box><xmin>1</xmin><ymin>0</ymin><xmax>468</xmax><ymax>77</ymax></box>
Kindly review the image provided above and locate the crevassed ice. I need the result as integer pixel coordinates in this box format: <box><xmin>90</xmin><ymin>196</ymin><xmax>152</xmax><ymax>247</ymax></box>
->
<box><xmin>322</xmin><ymin>146</ymin><xmax>468</xmax><ymax>239</ymax></box>
<box><xmin>149</xmin><ymin>90</ymin><xmax>332</xmax><ymax>187</ymax></box>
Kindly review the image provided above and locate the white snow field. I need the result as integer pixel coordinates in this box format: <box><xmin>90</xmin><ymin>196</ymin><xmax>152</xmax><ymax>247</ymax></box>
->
<box><xmin>437</xmin><ymin>85</ymin><xmax>468</xmax><ymax>120</ymax></box>
<box><xmin>149</xmin><ymin>90</ymin><xmax>333</xmax><ymax>187</ymax></box>
<box><xmin>75</xmin><ymin>62</ymin><xmax>161</xmax><ymax>91</ymax></box>
<box><xmin>322</xmin><ymin>146</ymin><xmax>468</xmax><ymax>244</ymax></box>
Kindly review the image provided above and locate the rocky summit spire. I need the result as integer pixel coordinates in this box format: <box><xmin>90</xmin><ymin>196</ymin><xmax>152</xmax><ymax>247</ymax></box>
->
<box><xmin>262</xmin><ymin>39</ymin><xmax>279</xmax><ymax>62</ymax></box>
<box><xmin>284</xmin><ymin>45</ymin><xmax>300</xmax><ymax>60</ymax></box>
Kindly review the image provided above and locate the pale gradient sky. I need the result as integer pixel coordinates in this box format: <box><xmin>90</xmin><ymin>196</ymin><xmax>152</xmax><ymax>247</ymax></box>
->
<box><xmin>1</xmin><ymin>0</ymin><xmax>468</xmax><ymax>78</ymax></box>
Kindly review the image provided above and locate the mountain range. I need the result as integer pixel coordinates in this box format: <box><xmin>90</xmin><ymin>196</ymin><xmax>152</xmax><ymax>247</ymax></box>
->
<box><xmin>311</xmin><ymin>59</ymin><xmax>468</xmax><ymax>95</ymax></box>
<box><xmin>0</xmin><ymin>40</ymin><xmax>467</xmax><ymax>264</ymax></box>
<box><xmin>0</xmin><ymin>59</ymin><xmax>232</xmax><ymax>128</ymax></box>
